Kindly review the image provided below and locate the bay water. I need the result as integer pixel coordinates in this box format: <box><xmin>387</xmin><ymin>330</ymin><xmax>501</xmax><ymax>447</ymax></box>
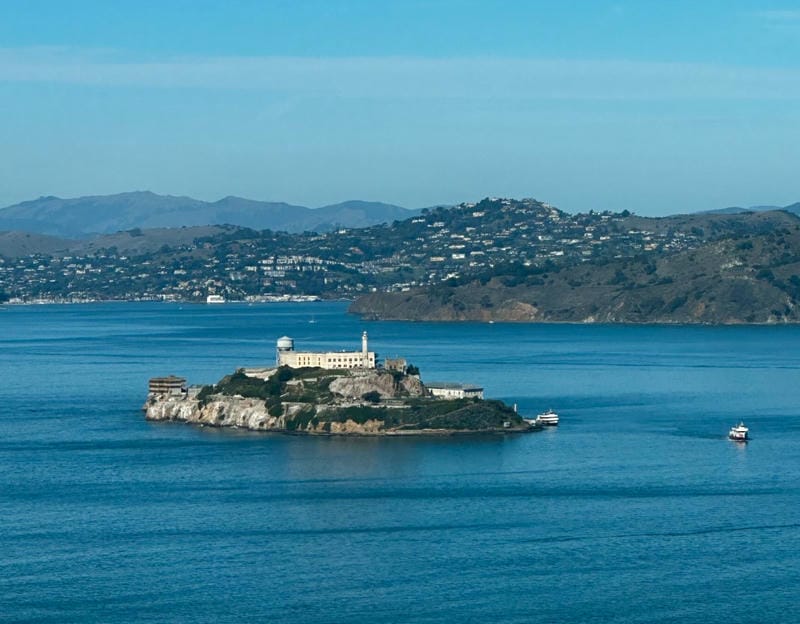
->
<box><xmin>2</xmin><ymin>302</ymin><xmax>799</xmax><ymax>623</ymax></box>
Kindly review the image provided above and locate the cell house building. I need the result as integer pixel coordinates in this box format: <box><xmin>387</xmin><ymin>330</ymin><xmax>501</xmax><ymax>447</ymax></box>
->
<box><xmin>276</xmin><ymin>332</ymin><xmax>377</xmax><ymax>370</ymax></box>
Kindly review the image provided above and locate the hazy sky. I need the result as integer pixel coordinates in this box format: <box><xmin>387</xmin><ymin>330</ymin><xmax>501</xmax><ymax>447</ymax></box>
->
<box><xmin>1</xmin><ymin>0</ymin><xmax>799</xmax><ymax>215</ymax></box>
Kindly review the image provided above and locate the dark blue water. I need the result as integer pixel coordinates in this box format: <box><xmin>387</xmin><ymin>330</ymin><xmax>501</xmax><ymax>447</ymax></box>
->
<box><xmin>2</xmin><ymin>302</ymin><xmax>800</xmax><ymax>623</ymax></box>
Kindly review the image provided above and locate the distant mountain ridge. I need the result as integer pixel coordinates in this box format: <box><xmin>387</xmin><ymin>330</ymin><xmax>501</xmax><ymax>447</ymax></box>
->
<box><xmin>0</xmin><ymin>191</ymin><xmax>419</xmax><ymax>237</ymax></box>
<box><xmin>703</xmin><ymin>202</ymin><xmax>800</xmax><ymax>216</ymax></box>
<box><xmin>3</xmin><ymin>191</ymin><xmax>798</xmax><ymax>238</ymax></box>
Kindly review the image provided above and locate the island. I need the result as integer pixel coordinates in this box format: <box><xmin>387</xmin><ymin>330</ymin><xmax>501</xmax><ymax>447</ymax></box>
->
<box><xmin>144</xmin><ymin>334</ymin><xmax>535</xmax><ymax>436</ymax></box>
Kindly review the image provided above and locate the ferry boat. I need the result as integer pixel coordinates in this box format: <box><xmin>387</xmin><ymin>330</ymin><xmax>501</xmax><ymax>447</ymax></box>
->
<box><xmin>535</xmin><ymin>409</ymin><xmax>559</xmax><ymax>426</ymax></box>
<box><xmin>206</xmin><ymin>294</ymin><xmax>225</xmax><ymax>304</ymax></box>
<box><xmin>728</xmin><ymin>422</ymin><xmax>749</xmax><ymax>442</ymax></box>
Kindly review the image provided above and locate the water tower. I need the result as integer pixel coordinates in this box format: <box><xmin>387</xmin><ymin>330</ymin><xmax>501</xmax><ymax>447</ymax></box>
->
<box><xmin>276</xmin><ymin>336</ymin><xmax>294</xmax><ymax>366</ymax></box>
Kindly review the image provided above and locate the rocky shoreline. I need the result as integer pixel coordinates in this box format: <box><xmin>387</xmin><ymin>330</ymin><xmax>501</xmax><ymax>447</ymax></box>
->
<box><xmin>144</xmin><ymin>367</ymin><xmax>535</xmax><ymax>436</ymax></box>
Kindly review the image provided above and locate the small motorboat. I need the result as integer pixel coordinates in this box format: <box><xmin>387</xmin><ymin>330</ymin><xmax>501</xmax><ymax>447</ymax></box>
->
<box><xmin>728</xmin><ymin>422</ymin><xmax>749</xmax><ymax>442</ymax></box>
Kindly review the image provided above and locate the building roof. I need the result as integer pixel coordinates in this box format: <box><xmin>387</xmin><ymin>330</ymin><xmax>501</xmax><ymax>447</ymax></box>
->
<box><xmin>426</xmin><ymin>382</ymin><xmax>483</xmax><ymax>391</ymax></box>
<box><xmin>149</xmin><ymin>375</ymin><xmax>186</xmax><ymax>384</ymax></box>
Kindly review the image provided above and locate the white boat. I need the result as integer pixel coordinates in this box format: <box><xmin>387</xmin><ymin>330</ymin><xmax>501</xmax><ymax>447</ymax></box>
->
<box><xmin>728</xmin><ymin>422</ymin><xmax>749</xmax><ymax>442</ymax></box>
<box><xmin>206</xmin><ymin>294</ymin><xmax>225</xmax><ymax>304</ymax></box>
<box><xmin>535</xmin><ymin>409</ymin><xmax>559</xmax><ymax>426</ymax></box>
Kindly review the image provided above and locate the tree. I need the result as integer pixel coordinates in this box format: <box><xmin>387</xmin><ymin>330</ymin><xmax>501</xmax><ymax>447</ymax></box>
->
<box><xmin>362</xmin><ymin>390</ymin><xmax>382</xmax><ymax>403</ymax></box>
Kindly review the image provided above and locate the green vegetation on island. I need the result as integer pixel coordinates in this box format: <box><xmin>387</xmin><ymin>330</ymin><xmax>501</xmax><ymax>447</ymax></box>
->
<box><xmin>148</xmin><ymin>366</ymin><xmax>529</xmax><ymax>435</ymax></box>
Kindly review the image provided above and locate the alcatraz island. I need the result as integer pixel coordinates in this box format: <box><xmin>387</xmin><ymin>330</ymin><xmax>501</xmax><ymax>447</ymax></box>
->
<box><xmin>144</xmin><ymin>332</ymin><xmax>536</xmax><ymax>435</ymax></box>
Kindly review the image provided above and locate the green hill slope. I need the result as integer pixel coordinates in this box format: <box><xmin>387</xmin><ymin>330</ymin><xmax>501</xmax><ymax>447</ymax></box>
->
<box><xmin>351</xmin><ymin>225</ymin><xmax>800</xmax><ymax>324</ymax></box>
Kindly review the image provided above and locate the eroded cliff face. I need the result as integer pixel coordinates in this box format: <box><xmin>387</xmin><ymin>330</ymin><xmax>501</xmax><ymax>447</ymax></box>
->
<box><xmin>327</xmin><ymin>370</ymin><xmax>425</xmax><ymax>399</ymax></box>
<box><xmin>144</xmin><ymin>394</ymin><xmax>394</xmax><ymax>434</ymax></box>
<box><xmin>146</xmin><ymin>395</ymin><xmax>279</xmax><ymax>429</ymax></box>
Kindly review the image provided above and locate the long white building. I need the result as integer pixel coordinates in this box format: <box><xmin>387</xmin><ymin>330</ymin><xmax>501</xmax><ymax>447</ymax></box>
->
<box><xmin>276</xmin><ymin>332</ymin><xmax>376</xmax><ymax>369</ymax></box>
<box><xmin>426</xmin><ymin>382</ymin><xmax>484</xmax><ymax>400</ymax></box>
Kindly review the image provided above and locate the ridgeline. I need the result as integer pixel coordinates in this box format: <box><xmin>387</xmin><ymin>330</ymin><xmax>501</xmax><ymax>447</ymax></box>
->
<box><xmin>3</xmin><ymin>195</ymin><xmax>800</xmax><ymax>323</ymax></box>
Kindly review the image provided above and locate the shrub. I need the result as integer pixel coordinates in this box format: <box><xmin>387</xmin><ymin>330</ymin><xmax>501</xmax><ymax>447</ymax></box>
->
<box><xmin>265</xmin><ymin>397</ymin><xmax>283</xmax><ymax>417</ymax></box>
<box><xmin>756</xmin><ymin>268</ymin><xmax>775</xmax><ymax>282</ymax></box>
<box><xmin>608</xmin><ymin>269</ymin><xmax>627</xmax><ymax>285</ymax></box>
<box><xmin>328</xmin><ymin>405</ymin><xmax>389</xmax><ymax>424</ymax></box>
<box><xmin>197</xmin><ymin>385</ymin><xmax>216</xmax><ymax>407</ymax></box>
<box><xmin>215</xmin><ymin>371</ymin><xmax>274</xmax><ymax>400</ymax></box>
<box><xmin>362</xmin><ymin>390</ymin><xmax>382</xmax><ymax>404</ymax></box>
<box><xmin>667</xmin><ymin>295</ymin><xmax>688</xmax><ymax>313</ymax></box>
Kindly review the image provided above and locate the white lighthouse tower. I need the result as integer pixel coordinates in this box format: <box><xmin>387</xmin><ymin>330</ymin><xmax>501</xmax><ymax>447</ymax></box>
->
<box><xmin>361</xmin><ymin>331</ymin><xmax>368</xmax><ymax>368</ymax></box>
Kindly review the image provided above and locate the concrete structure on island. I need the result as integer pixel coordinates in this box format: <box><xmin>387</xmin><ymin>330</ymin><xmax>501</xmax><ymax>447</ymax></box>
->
<box><xmin>276</xmin><ymin>332</ymin><xmax>376</xmax><ymax>369</ymax></box>
<box><xmin>383</xmin><ymin>357</ymin><xmax>407</xmax><ymax>373</ymax></box>
<box><xmin>148</xmin><ymin>375</ymin><xmax>188</xmax><ymax>396</ymax></box>
<box><xmin>426</xmin><ymin>382</ymin><xmax>484</xmax><ymax>400</ymax></box>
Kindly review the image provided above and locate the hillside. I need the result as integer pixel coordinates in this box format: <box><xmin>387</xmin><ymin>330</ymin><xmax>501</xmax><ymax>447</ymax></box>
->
<box><xmin>703</xmin><ymin>202</ymin><xmax>800</xmax><ymax>216</ymax></box>
<box><xmin>0</xmin><ymin>192</ymin><xmax>418</xmax><ymax>237</ymax></box>
<box><xmin>351</xmin><ymin>224</ymin><xmax>800</xmax><ymax>324</ymax></box>
<box><xmin>4</xmin><ymin>195</ymin><xmax>800</xmax><ymax>324</ymax></box>
<box><xmin>0</xmin><ymin>231</ymin><xmax>71</xmax><ymax>257</ymax></box>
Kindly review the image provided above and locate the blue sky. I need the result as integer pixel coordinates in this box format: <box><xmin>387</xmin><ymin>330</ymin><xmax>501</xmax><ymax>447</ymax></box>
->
<box><xmin>1</xmin><ymin>1</ymin><xmax>799</xmax><ymax>215</ymax></box>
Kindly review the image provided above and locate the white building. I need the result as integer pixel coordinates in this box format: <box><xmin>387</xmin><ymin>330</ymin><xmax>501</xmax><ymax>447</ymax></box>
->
<box><xmin>426</xmin><ymin>382</ymin><xmax>484</xmax><ymax>400</ymax></box>
<box><xmin>276</xmin><ymin>332</ymin><xmax>376</xmax><ymax>369</ymax></box>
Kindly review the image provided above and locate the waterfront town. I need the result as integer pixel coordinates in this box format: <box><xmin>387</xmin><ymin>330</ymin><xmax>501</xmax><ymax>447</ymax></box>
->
<box><xmin>0</xmin><ymin>197</ymin><xmax>743</xmax><ymax>303</ymax></box>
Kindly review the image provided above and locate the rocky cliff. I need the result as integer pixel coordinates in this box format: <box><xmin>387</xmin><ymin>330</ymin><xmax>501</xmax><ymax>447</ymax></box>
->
<box><xmin>144</xmin><ymin>367</ymin><xmax>531</xmax><ymax>435</ymax></box>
